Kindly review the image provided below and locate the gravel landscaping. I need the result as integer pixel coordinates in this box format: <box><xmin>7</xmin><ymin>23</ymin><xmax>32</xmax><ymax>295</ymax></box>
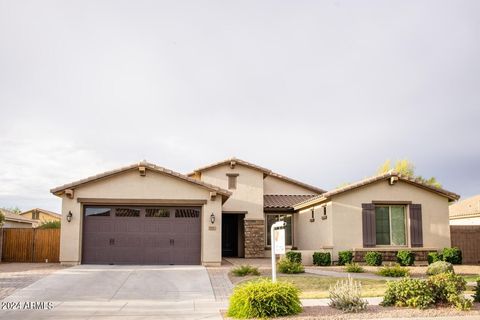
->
<box><xmin>223</xmin><ymin>303</ymin><xmax>480</xmax><ymax>319</ymax></box>
<box><xmin>280</xmin><ymin>303</ymin><xmax>480</xmax><ymax>319</ymax></box>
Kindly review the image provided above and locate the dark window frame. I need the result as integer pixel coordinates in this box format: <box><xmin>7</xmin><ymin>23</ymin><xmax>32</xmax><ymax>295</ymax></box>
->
<box><xmin>374</xmin><ymin>204</ymin><xmax>407</xmax><ymax>246</ymax></box>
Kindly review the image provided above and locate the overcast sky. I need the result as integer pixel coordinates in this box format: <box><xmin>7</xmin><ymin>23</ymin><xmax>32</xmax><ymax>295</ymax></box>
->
<box><xmin>1</xmin><ymin>0</ymin><xmax>479</xmax><ymax>213</ymax></box>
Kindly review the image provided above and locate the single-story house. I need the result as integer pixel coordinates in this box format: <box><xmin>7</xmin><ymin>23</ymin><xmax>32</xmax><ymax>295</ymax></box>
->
<box><xmin>51</xmin><ymin>158</ymin><xmax>459</xmax><ymax>266</ymax></box>
<box><xmin>0</xmin><ymin>209</ymin><xmax>34</xmax><ymax>228</ymax></box>
<box><xmin>20</xmin><ymin>208</ymin><xmax>62</xmax><ymax>227</ymax></box>
<box><xmin>449</xmin><ymin>195</ymin><xmax>480</xmax><ymax>225</ymax></box>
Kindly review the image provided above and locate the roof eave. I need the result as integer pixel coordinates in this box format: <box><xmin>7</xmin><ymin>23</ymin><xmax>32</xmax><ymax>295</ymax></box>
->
<box><xmin>50</xmin><ymin>162</ymin><xmax>232</xmax><ymax>199</ymax></box>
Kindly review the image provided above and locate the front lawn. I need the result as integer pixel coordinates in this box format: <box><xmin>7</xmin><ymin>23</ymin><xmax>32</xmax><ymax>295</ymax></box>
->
<box><xmin>236</xmin><ymin>275</ymin><xmax>388</xmax><ymax>299</ymax></box>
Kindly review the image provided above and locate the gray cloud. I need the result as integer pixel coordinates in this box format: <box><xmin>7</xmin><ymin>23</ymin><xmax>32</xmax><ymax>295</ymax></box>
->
<box><xmin>1</xmin><ymin>0</ymin><xmax>479</xmax><ymax>212</ymax></box>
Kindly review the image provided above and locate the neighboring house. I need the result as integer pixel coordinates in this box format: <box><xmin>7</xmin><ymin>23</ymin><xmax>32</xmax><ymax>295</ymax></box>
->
<box><xmin>20</xmin><ymin>208</ymin><xmax>61</xmax><ymax>227</ymax></box>
<box><xmin>0</xmin><ymin>208</ymin><xmax>34</xmax><ymax>228</ymax></box>
<box><xmin>449</xmin><ymin>195</ymin><xmax>480</xmax><ymax>225</ymax></box>
<box><xmin>51</xmin><ymin>158</ymin><xmax>459</xmax><ymax>266</ymax></box>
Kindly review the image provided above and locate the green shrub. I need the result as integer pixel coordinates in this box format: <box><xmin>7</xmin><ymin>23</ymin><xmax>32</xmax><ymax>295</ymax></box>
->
<box><xmin>313</xmin><ymin>252</ymin><xmax>331</xmax><ymax>266</ymax></box>
<box><xmin>278</xmin><ymin>258</ymin><xmax>305</xmax><ymax>274</ymax></box>
<box><xmin>396</xmin><ymin>250</ymin><xmax>415</xmax><ymax>266</ymax></box>
<box><xmin>381</xmin><ymin>271</ymin><xmax>472</xmax><ymax>310</ymax></box>
<box><xmin>329</xmin><ymin>276</ymin><xmax>368</xmax><ymax>312</ymax></box>
<box><xmin>428</xmin><ymin>272</ymin><xmax>472</xmax><ymax>310</ymax></box>
<box><xmin>338</xmin><ymin>250</ymin><xmax>353</xmax><ymax>266</ymax></box>
<box><xmin>427</xmin><ymin>252</ymin><xmax>443</xmax><ymax>265</ymax></box>
<box><xmin>286</xmin><ymin>251</ymin><xmax>302</xmax><ymax>263</ymax></box>
<box><xmin>426</xmin><ymin>261</ymin><xmax>454</xmax><ymax>276</ymax></box>
<box><xmin>364</xmin><ymin>251</ymin><xmax>382</xmax><ymax>266</ymax></box>
<box><xmin>428</xmin><ymin>272</ymin><xmax>466</xmax><ymax>302</ymax></box>
<box><xmin>231</xmin><ymin>265</ymin><xmax>260</xmax><ymax>277</ymax></box>
<box><xmin>381</xmin><ymin>277</ymin><xmax>435</xmax><ymax>309</ymax></box>
<box><xmin>227</xmin><ymin>279</ymin><xmax>302</xmax><ymax>318</ymax></box>
<box><xmin>442</xmin><ymin>247</ymin><xmax>462</xmax><ymax>265</ymax></box>
<box><xmin>38</xmin><ymin>220</ymin><xmax>61</xmax><ymax>229</ymax></box>
<box><xmin>344</xmin><ymin>262</ymin><xmax>364</xmax><ymax>273</ymax></box>
<box><xmin>377</xmin><ymin>263</ymin><xmax>409</xmax><ymax>277</ymax></box>
<box><xmin>473</xmin><ymin>278</ymin><xmax>480</xmax><ymax>303</ymax></box>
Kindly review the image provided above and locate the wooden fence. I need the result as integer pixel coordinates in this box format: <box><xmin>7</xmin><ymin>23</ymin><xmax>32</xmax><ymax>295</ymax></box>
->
<box><xmin>450</xmin><ymin>226</ymin><xmax>480</xmax><ymax>264</ymax></box>
<box><xmin>1</xmin><ymin>228</ymin><xmax>60</xmax><ymax>263</ymax></box>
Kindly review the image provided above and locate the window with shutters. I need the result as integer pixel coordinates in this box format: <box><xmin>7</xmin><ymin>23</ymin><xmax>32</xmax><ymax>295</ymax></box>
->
<box><xmin>375</xmin><ymin>205</ymin><xmax>406</xmax><ymax>246</ymax></box>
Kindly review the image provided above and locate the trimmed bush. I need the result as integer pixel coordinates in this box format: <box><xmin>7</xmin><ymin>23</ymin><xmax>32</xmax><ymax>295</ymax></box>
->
<box><xmin>429</xmin><ymin>272</ymin><xmax>472</xmax><ymax>310</ymax></box>
<box><xmin>277</xmin><ymin>258</ymin><xmax>305</xmax><ymax>274</ymax></box>
<box><xmin>426</xmin><ymin>261</ymin><xmax>454</xmax><ymax>276</ymax></box>
<box><xmin>338</xmin><ymin>250</ymin><xmax>354</xmax><ymax>266</ymax></box>
<box><xmin>329</xmin><ymin>276</ymin><xmax>368</xmax><ymax>312</ymax></box>
<box><xmin>286</xmin><ymin>251</ymin><xmax>302</xmax><ymax>263</ymax></box>
<box><xmin>396</xmin><ymin>250</ymin><xmax>415</xmax><ymax>266</ymax></box>
<box><xmin>427</xmin><ymin>252</ymin><xmax>443</xmax><ymax>265</ymax></box>
<box><xmin>377</xmin><ymin>263</ymin><xmax>409</xmax><ymax>277</ymax></box>
<box><xmin>344</xmin><ymin>262</ymin><xmax>364</xmax><ymax>273</ymax></box>
<box><xmin>313</xmin><ymin>252</ymin><xmax>331</xmax><ymax>266</ymax></box>
<box><xmin>231</xmin><ymin>265</ymin><xmax>260</xmax><ymax>277</ymax></box>
<box><xmin>473</xmin><ymin>278</ymin><xmax>480</xmax><ymax>303</ymax></box>
<box><xmin>364</xmin><ymin>251</ymin><xmax>382</xmax><ymax>266</ymax></box>
<box><xmin>227</xmin><ymin>279</ymin><xmax>302</xmax><ymax>318</ymax></box>
<box><xmin>381</xmin><ymin>277</ymin><xmax>435</xmax><ymax>309</ymax></box>
<box><xmin>442</xmin><ymin>247</ymin><xmax>462</xmax><ymax>265</ymax></box>
<box><xmin>381</xmin><ymin>271</ymin><xmax>472</xmax><ymax>310</ymax></box>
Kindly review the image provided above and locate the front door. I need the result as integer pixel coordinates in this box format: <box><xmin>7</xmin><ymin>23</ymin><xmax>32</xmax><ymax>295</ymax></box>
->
<box><xmin>222</xmin><ymin>214</ymin><xmax>238</xmax><ymax>257</ymax></box>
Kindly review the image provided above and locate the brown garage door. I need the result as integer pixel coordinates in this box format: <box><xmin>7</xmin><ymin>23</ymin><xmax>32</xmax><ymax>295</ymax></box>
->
<box><xmin>82</xmin><ymin>206</ymin><xmax>201</xmax><ymax>265</ymax></box>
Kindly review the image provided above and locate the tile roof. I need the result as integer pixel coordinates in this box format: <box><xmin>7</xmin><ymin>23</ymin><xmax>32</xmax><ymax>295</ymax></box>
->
<box><xmin>264</xmin><ymin>194</ymin><xmax>317</xmax><ymax>210</ymax></box>
<box><xmin>0</xmin><ymin>209</ymin><xmax>35</xmax><ymax>224</ymax></box>
<box><xmin>294</xmin><ymin>171</ymin><xmax>460</xmax><ymax>210</ymax></box>
<box><xmin>50</xmin><ymin>161</ymin><xmax>232</xmax><ymax>197</ymax></box>
<box><xmin>449</xmin><ymin>194</ymin><xmax>480</xmax><ymax>219</ymax></box>
<box><xmin>188</xmin><ymin>157</ymin><xmax>325</xmax><ymax>194</ymax></box>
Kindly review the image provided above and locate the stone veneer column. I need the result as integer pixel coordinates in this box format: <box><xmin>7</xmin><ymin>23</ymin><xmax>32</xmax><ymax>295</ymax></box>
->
<box><xmin>244</xmin><ymin>219</ymin><xmax>265</xmax><ymax>258</ymax></box>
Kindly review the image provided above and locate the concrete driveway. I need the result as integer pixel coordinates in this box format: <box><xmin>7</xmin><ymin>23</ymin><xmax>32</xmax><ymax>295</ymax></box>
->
<box><xmin>0</xmin><ymin>265</ymin><xmax>225</xmax><ymax>320</ymax></box>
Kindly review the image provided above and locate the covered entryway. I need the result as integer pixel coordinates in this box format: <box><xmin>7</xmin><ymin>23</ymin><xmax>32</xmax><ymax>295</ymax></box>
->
<box><xmin>82</xmin><ymin>205</ymin><xmax>201</xmax><ymax>265</ymax></box>
<box><xmin>221</xmin><ymin>213</ymin><xmax>245</xmax><ymax>257</ymax></box>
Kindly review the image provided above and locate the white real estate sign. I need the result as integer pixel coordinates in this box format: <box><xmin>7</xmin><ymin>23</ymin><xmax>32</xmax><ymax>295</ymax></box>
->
<box><xmin>274</xmin><ymin>228</ymin><xmax>286</xmax><ymax>254</ymax></box>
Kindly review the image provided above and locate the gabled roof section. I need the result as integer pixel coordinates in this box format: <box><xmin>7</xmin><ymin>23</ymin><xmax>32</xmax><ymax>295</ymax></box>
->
<box><xmin>264</xmin><ymin>195</ymin><xmax>317</xmax><ymax>212</ymax></box>
<box><xmin>50</xmin><ymin>161</ymin><xmax>232</xmax><ymax>198</ymax></box>
<box><xmin>449</xmin><ymin>194</ymin><xmax>480</xmax><ymax>219</ymax></box>
<box><xmin>21</xmin><ymin>208</ymin><xmax>62</xmax><ymax>219</ymax></box>
<box><xmin>188</xmin><ymin>157</ymin><xmax>325</xmax><ymax>194</ymax></box>
<box><xmin>0</xmin><ymin>209</ymin><xmax>35</xmax><ymax>224</ymax></box>
<box><xmin>294</xmin><ymin>171</ymin><xmax>460</xmax><ymax>210</ymax></box>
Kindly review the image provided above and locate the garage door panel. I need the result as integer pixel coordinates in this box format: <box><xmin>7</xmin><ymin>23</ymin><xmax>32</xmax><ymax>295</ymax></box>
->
<box><xmin>82</xmin><ymin>205</ymin><xmax>201</xmax><ymax>265</ymax></box>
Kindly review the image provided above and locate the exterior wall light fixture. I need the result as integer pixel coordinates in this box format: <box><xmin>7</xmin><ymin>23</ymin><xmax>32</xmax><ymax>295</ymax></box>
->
<box><xmin>210</xmin><ymin>213</ymin><xmax>215</xmax><ymax>224</ymax></box>
<box><xmin>67</xmin><ymin>211</ymin><xmax>73</xmax><ymax>222</ymax></box>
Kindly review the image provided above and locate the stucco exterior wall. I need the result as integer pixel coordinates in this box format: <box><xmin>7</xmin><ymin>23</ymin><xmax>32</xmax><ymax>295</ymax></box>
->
<box><xmin>450</xmin><ymin>217</ymin><xmax>480</xmax><ymax>225</ymax></box>
<box><xmin>58</xmin><ymin>169</ymin><xmax>222</xmax><ymax>266</ymax></box>
<box><xmin>199</xmin><ymin>164</ymin><xmax>264</xmax><ymax>220</ymax></box>
<box><xmin>329</xmin><ymin>180</ymin><xmax>452</xmax><ymax>260</ymax></box>
<box><xmin>295</xmin><ymin>203</ymin><xmax>333</xmax><ymax>250</ymax></box>
<box><xmin>263</xmin><ymin>176</ymin><xmax>317</xmax><ymax>195</ymax></box>
<box><xmin>21</xmin><ymin>211</ymin><xmax>60</xmax><ymax>227</ymax></box>
<box><xmin>22</xmin><ymin>211</ymin><xmax>60</xmax><ymax>222</ymax></box>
